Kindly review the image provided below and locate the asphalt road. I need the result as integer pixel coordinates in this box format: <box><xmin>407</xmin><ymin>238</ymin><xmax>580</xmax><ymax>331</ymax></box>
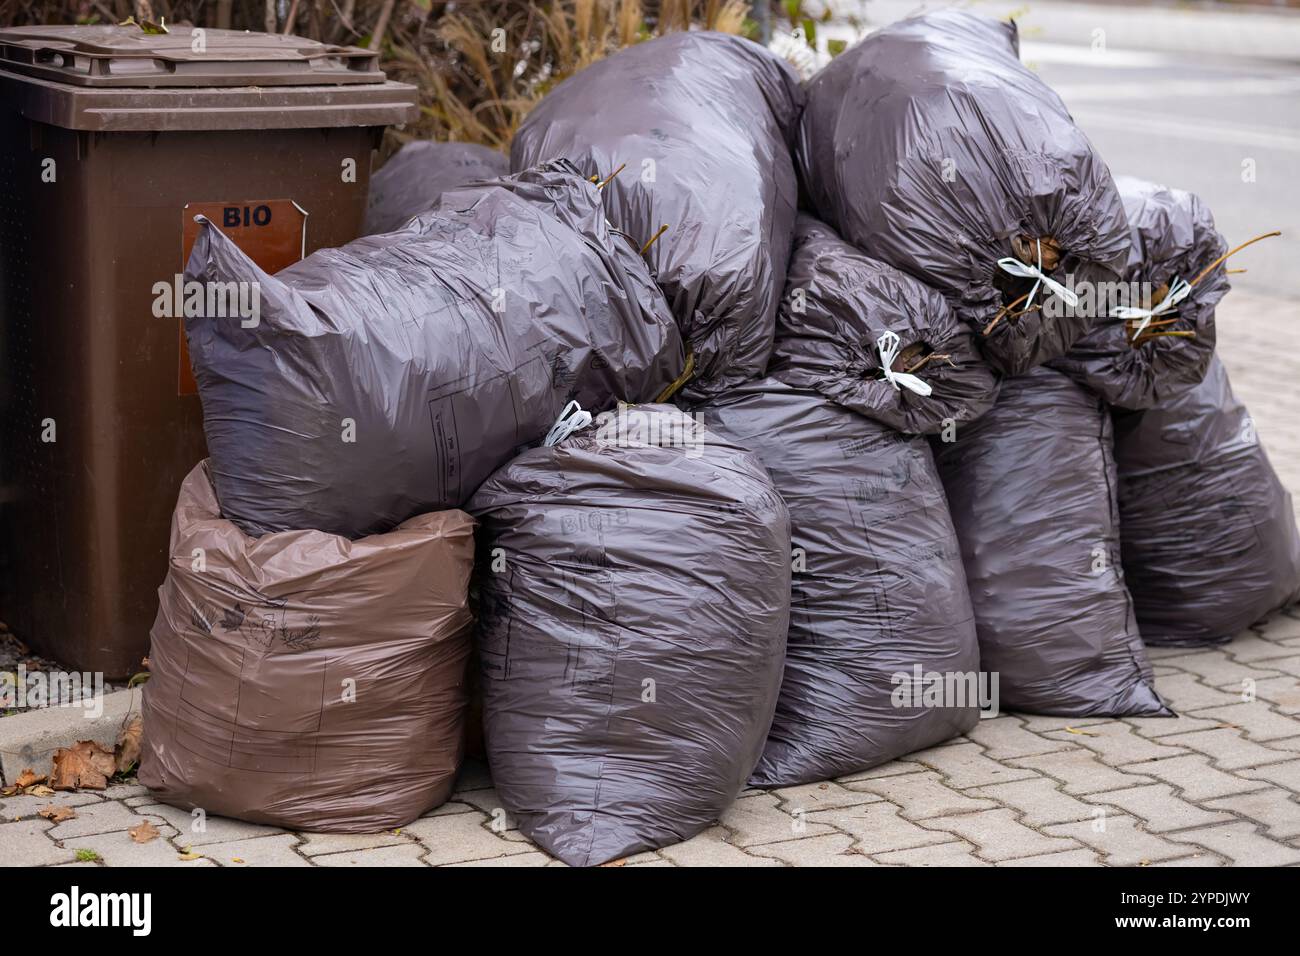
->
<box><xmin>1025</xmin><ymin>40</ymin><xmax>1300</xmax><ymax>299</ymax></box>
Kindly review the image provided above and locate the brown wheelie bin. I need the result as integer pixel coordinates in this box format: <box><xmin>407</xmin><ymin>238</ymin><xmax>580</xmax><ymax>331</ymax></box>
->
<box><xmin>0</xmin><ymin>24</ymin><xmax>417</xmax><ymax>676</ymax></box>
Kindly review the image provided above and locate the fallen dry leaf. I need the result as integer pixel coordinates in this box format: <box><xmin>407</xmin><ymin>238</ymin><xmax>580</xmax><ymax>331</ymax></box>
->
<box><xmin>15</xmin><ymin>768</ymin><xmax>45</xmax><ymax>788</ymax></box>
<box><xmin>128</xmin><ymin>820</ymin><xmax>160</xmax><ymax>844</ymax></box>
<box><xmin>37</xmin><ymin>805</ymin><xmax>77</xmax><ymax>823</ymax></box>
<box><xmin>231</xmin><ymin>857</ymin><xmax>245</xmax><ymax>864</ymax></box>
<box><xmin>115</xmin><ymin>717</ymin><xmax>143</xmax><ymax>775</ymax></box>
<box><xmin>177</xmin><ymin>852</ymin><xmax>202</xmax><ymax>861</ymax></box>
<box><xmin>599</xmin><ymin>858</ymin><xmax>627</xmax><ymax>868</ymax></box>
<box><xmin>1064</xmin><ymin>726</ymin><xmax>1099</xmax><ymax>737</ymax></box>
<box><xmin>50</xmin><ymin>740</ymin><xmax>118</xmax><ymax>791</ymax></box>
<box><xmin>25</xmin><ymin>785</ymin><xmax>55</xmax><ymax>797</ymax></box>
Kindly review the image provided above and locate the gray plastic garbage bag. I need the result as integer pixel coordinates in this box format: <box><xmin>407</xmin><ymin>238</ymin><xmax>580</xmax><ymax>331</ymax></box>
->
<box><xmin>139</xmin><ymin>462</ymin><xmax>475</xmax><ymax>832</ymax></box>
<box><xmin>770</xmin><ymin>215</ymin><xmax>999</xmax><ymax>434</ymax></box>
<box><xmin>511</xmin><ymin>31</ymin><xmax>803</xmax><ymax>402</ymax></box>
<box><xmin>1115</xmin><ymin>355</ymin><xmax>1300</xmax><ymax>645</ymax></box>
<box><xmin>184</xmin><ymin>160</ymin><xmax>684</xmax><ymax>539</ymax></box>
<box><xmin>696</xmin><ymin>378</ymin><xmax>981</xmax><ymax>787</ymax></box>
<box><xmin>1049</xmin><ymin>176</ymin><xmax>1228</xmax><ymax>409</ymax></box>
<box><xmin>363</xmin><ymin>140</ymin><xmax>506</xmax><ymax>236</ymax></box>
<box><xmin>932</xmin><ymin>366</ymin><xmax>1170</xmax><ymax>716</ymax></box>
<box><xmin>799</xmin><ymin>9</ymin><xmax>1129</xmax><ymax>376</ymax></box>
<box><xmin>468</xmin><ymin>403</ymin><xmax>790</xmax><ymax>866</ymax></box>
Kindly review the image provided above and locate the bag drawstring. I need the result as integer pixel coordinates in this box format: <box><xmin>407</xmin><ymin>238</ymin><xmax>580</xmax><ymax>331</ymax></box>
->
<box><xmin>1111</xmin><ymin>276</ymin><xmax>1192</xmax><ymax>339</ymax></box>
<box><xmin>996</xmin><ymin>238</ymin><xmax>1079</xmax><ymax>311</ymax></box>
<box><xmin>876</xmin><ymin>330</ymin><xmax>934</xmax><ymax>397</ymax></box>
<box><xmin>543</xmin><ymin>400</ymin><xmax>593</xmax><ymax>447</ymax></box>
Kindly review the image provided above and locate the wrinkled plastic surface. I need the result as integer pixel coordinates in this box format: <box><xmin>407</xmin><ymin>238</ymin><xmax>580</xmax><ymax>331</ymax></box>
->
<box><xmin>139</xmin><ymin>462</ymin><xmax>475</xmax><ymax>832</ymax></box>
<box><xmin>363</xmin><ymin>140</ymin><xmax>506</xmax><ymax>236</ymax></box>
<box><xmin>1115</xmin><ymin>356</ymin><xmax>1300</xmax><ymax>645</ymax></box>
<box><xmin>799</xmin><ymin>10</ymin><xmax>1129</xmax><ymax>376</ymax></box>
<box><xmin>696</xmin><ymin>379</ymin><xmax>980</xmax><ymax>787</ymax></box>
<box><xmin>511</xmin><ymin>31</ymin><xmax>804</xmax><ymax>401</ymax></box>
<box><xmin>932</xmin><ymin>367</ymin><xmax>1170</xmax><ymax>716</ymax></box>
<box><xmin>468</xmin><ymin>404</ymin><xmax>790</xmax><ymax>866</ymax></box>
<box><xmin>769</xmin><ymin>215</ymin><xmax>999</xmax><ymax>433</ymax></box>
<box><xmin>185</xmin><ymin>160</ymin><xmax>683</xmax><ymax>538</ymax></box>
<box><xmin>1049</xmin><ymin>176</ymin><xmax>1227</xmax><ymax>409</ymax></box>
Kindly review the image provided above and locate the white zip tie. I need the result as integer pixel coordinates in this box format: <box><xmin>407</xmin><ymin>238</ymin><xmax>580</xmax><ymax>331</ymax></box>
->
<box><xmin>876</xmin><ymin>330</ymin><xmax>934</xmax><ymax>397</ymax></box>
<box><xmin>543</xmin><ymin>400</ymin><xmax>593</xmax><ymax>447</ymax></box>
<box><xmin>996</xmin><ymin>238</ymin><xmax>1079</xmax><ymax>311</ymax></box>
<box><xmin>1111</xmin><ymin>276</ymin><xmax>1192</xmax><ymax>339</ymax></box>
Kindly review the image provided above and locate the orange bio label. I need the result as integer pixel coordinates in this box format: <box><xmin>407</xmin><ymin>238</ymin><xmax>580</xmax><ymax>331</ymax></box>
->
<box><xmin>177</xmin><ymin>200</ymin><xmax>309</xmax><ymax>395</ymax></box>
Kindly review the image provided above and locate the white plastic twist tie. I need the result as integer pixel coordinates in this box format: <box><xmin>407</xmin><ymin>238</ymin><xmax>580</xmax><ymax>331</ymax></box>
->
<box><xmin>996</xmin><ymin>238</ymin><xmax>1079</xmax><ymax>310</ymax></box>
<box><xmin>876</xmin><ymin>330</ymin><xmax>933</xmax><ymax>397</ymax></box>
<box><xmin>1111</xmin><ymin>276</ymin><xmax>1192</xmax><ymax>339</ymax></box>
<box><xmin>543</xmin><ymin>400</ymin><xmax>593</xmax><ymax>447</ymax></box>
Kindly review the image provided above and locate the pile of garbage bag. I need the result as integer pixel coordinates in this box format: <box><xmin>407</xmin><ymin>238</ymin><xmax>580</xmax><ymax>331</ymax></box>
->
<box><xmin>136</xmin><ymin>13</ymin><xmax>1298</xmax><ymax>862</ymax></box>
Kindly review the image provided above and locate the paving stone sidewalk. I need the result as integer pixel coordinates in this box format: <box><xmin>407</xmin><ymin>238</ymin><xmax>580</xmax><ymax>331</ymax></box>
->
<box><xmin>2</xmin><ymin>292</ymin><xmax>1298</xmax><ymax>867</ymax></box>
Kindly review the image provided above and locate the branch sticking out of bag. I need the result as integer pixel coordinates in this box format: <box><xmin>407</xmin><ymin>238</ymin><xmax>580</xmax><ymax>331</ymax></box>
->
<box><xmin>641</xmin><ymin>223</ymin><xmax>670</xmax><ymax>255</ymax></box>
<box><xmin>1188</xmin><ymin>230</ymin><xmax>1280</xmax><ymax>288</ymax></box>
<box><xmin>597</xmin><ymin>163</ymin><xmax>627</xmax><ymax>190</ymax></box>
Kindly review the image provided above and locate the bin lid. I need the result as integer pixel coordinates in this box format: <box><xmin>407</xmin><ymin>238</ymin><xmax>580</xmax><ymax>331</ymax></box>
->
<box><xmin>0</xmin><ymin>25</ymin><xmax>418</xmax><ymax>132</ymax></box>
<box><xmin>0</xmin><ymin>25</ymin><xmax>386</xmax><ymax>88</ymax></box>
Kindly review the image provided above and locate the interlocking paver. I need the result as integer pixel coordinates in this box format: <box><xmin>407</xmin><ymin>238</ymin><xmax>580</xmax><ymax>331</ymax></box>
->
<box><xmin>874</xmin><ymin>839</ymin><xmax>989</xmax><ymax>867</ymax></box>
<box><xmin>748</xmin><ymin>832</ymin><xmax>881</xmax><ymax>867</ymax></box>
<box><xmin>1156</xmin><ymin>652</ymin><xmax>1285</xmax><ymax>688</ymax></box>
<box><xmin>1081</xmin><ymin>784</ymin><xmax>1234</xmax><ymax>832</ymax></box>
<box><xmin>0</xmin><ymin>818</ymin><xmax>77</xmax><ymax>866</ymax></box>
<box><xmin>963</xmin><ymin>716</ymin><xmax>1073</xmax><ymax>760</ymax></box>
<box><xmin>770</xmin><ymin>780</ymin><xmax>885</xmax><ymax>813</ymax></box>
<box><xmin>1136</xmin><ymin>755</ymin><xmax>1270</xmax><ymax>801</ymax></box>
<box><xmin>1165</xmin><ymin>821</ymin><xmax>1300</xmax><ymax>866</ymax></box>
<box><xmin>403</xmin><ymin>809</ymin><xmax>535</xmax><ymax>866</ymax></box>
<box><xmin>808</xmin><ymin>801</ymin><xmax>956</xmax><ymax>855</ymax></box>
<box><xmin>134</xmin><ymin>802</ymin><xmax>285</xmax><ymax>846</ymax></box>
<box><xmin>68</xmin><ymin>826</ymin><xmax>217</xmax><ymax>867</ymax></box>
<box><xmin>996</xmin><ymin>848</ymin><xmax>1103</xmax><ymax>867</ymax></box>
<box><xmin>1225</xmin><ymin>631</ymin><xmax>1299</xmax><ymax>663</ymax></box>
<box><xmin>0</xmin><ymin>791</ymin><xmax>102</xmax><ymax>821</ymax></box>
<box><xmin>44</xmin><ymin>800</ymin><xmax>156</xmax><ymax>840</ymax></box>
<box><xmin>313</xmin><ymin>844</ymin><xmax>428</xmax><ymax>867</ymax></box>
<box><xmin>920</xmin><ymin>807</ymin><xmax>1079</xmax><ymax>862</ymax></box>
<box><xmin>1158</xmin><ymin>727</ymin><xmax>1297</xmax><ymax>770</ymax></box>
<box><xmin>902</xmin><ymin>741</ymin><xmax>1037</xmax><ymax>788</ymax></box>
<box><xmin>1006</xmin><ymin>748</ymin><xmax>1156</xmax><ymax>795</ymax></box>
<box><xmin>657</xmin><ymin>827</ymin><xmax>782</xmax><ymax>867</ymax></box>
<box><xmin>845</xmin><ymin>770</ymin><xmax>998</xmax><ymax>820</ymax></box>
<box><xmin>1204</xmin><ymin>790</ymin><xmax>1300</xmax><ymax>840</ymax></box>
<box><xmin>1193</xmin><ymin>701</ymin><xmax>1300</xmax><ymax>741</ymax></box>
<box><xmin>1123</xmin><ymin>714</ymin><xmax>1221</xmax><ymax>738</ymax></box>
<box><xmin>1151</xmin><ymin>673</ymin><xmax>1246</xmax><ymax>712</ymax></box>
<box><xmin>1045</xmin><ymin>813</ymin><xmax>1190</xmax><ymax>866</ymax></box>
<box><xmin>1044</xmin><ymin>722</ymin><xmax>1189</xmax><ymax>766</ymax></box>
<box><xmin>445</xmin><ymin>851</ymin><xmax>558</xmax><ymax>867</ymax></box>
<box><xmin>297</xmin><ymin>830</ymin><xmax>411</xmax><ymax>857</ymax></box>
<box><xmin>968</xmin><ymin>778</ymin><xmax>1097</xmax><ymax>827</ymax></box>
<box><xmin>191</xmin><ymin>834</ymin><xmax>309</xmax><ymax>867</ymax></box>
<box><xmin>1238</xmin><ymin>758</ymin><xmax>1300</xmax><ymax>793</ymax></box>
<box><xmin>720</xmin><ymin>792</ymin><xmax>834</xmax><ymax>846</ymax></box>
<box><xmin>1247</xmin><ymin>676</ymin><xmax>1300</xmax><ymax>714</ymax></box>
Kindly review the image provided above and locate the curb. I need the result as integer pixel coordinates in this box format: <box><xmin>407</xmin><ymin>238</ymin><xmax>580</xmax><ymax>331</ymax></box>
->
<box><xmin>0</xmin><ymin>688</ymin><xmax>142</xmax><ymax>786</ymax></box>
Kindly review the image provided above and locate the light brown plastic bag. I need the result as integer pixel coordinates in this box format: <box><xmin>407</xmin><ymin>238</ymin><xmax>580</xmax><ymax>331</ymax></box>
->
<box><xmin>140</xmin><ymin>462</ymin><xmax>475</xmax><ymax>832</ymax></box>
